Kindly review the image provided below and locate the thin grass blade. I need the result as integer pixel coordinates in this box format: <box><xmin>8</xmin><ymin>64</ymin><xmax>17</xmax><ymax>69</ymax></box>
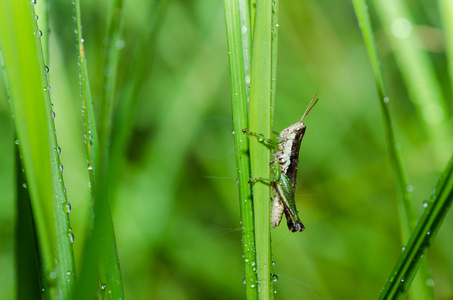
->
<box><xmin>249</xmin><ymin>1</ymin><xmax>274</xmax><ymax>298</ymax></box>
<box><xmin>72</xmin><ymin>0</ymin><xmax>124</xmax><ymax>298</ymax></box>
<box><xmin>379</xmin><ymin>153</ymin><xmax>453</xmax><ymax>299</ymax></box>
<box><xmin>224</xmin><ymin>0</ymin><xmax>257</xmax><ymax>298</ymax></box>
<box><xmin>352</xmin><ymin>1</ymin><xmax>435</xmax><ymax>298</ymax></box>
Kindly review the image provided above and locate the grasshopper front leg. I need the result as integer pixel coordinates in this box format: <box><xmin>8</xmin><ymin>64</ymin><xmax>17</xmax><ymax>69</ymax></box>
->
<box><xmin>242</xmin><ymin>129</ymin><xmax>280</xmax><ymax>148</ymax></box>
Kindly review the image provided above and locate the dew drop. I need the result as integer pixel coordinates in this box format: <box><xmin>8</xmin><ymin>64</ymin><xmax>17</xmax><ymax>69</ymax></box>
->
<box><xmin>426</xmin><ymin>231</ymin><xmax>431</xmax><ymax>236</ymax></box>
<box><xmin>38</xmin><ymin>30</ymin><xmax>43</xmax><ymax>37</ymax></box>
<box><xmin>66</xmin><ymin>202</ymin><xmax>71</xmax><ymax>213</ymax></box>
<box><xmin>52</xmin><ymin>111</ymin><xmax>56</xmax><ymax>118</ymax></box>
<box><xmin>423</xmin><ymin>200</ymin><xmax>428</xmax><ymax>208</ymax></box>
<box><xmin>87</xmin><ymin>165</ymin><xmax>93</xmax><ymax>171</ymax></box>
<box><xmin>425</xmin><ymin>278</ymin><xmax>435</xmax><ymax>287</ymax></box>
<box><xmin>14</xmin><ymin>139</ymin><xmax>20</xmax><ymax>145</ymax></box>
<box><xmin>69</xmin><ymin>232</ymin><xmax>74</xmax><ymax>244</ymax></box>
<box><xmin>406</xmin><ymin>185</ymin><xmax>413</xmax><ymax>193</ymax></box>
<box><xmin>35</xmin><ymin>15</ymin><xmax>39</xmax><ymax>21</ymax></box>
<box><xmin>272</xmin><ymin>274</ymin><xmax>278</xmax><ymax>284</ymax></box>
<box><xmin>59</xmin><ymin>163</ymin><xmax>63</xmax><ymax>173</ymax></box>
<box><xmin>383</xmin><ymin>97</ymin><xmax>389</xmax><ymax>103</ymax></box>
<box><xmin>31</xmin><ymin>0</ymin><xmax>36</xmax><ymax>5</ymax></box>
<box><xmin>49</xmin><ymin>271</ymin><xmax>57</xmax><ymax>279</ymax></box>
<box><xmin>45</xmin><ymin>65</ymin><xmax>49</xmax><ymax>74</ymax></box>
<box><xmin>22</xmin><ymin>182</ymin><xmax>27</xmax><ymax>189</ymax></box>
<box><xmin>250</xmin><ymin>283</ymin><xmax>255</xmax><ymax>288</ymax></box>
<box><xmin>243</xmin><ymin>278</ymin><xmax>246</xmax><ymax>285</ymax></box>
<box><xmin>56</xmin><ymin>145</ymin><xmax>61</xmax><ymax>155</ymax></box>
<box><xmin>101</xmin><ymin>284</ymin><xmax>106</xmax><ymax>290</ymax></box>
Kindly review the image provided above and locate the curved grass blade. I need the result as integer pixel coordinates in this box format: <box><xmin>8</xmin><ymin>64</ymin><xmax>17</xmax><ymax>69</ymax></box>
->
<box><xmin>379</xmin><ymin>153</ymin><xmax>453</xmax><ymax>299</ymax></box>
<box><xmin>371</xmin><ymin>0</ymin><xmax>452</xmax><ymax>166</ymax></box>
<box><xmin>15</xmin><ymin>151</ymin><xmax>42</xmax><ymax>300</ymax></box>
<box><xmin>0</xmin><ymin>1</ymin><xmax>76</xmax><ymax>298</ymax></box>
<box><xmin>352</xmin><ymin>1</ymin><xmax>435</xmax><ymax>298</ymax></box>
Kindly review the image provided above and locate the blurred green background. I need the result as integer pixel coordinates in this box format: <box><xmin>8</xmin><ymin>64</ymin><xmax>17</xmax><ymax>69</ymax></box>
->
<box><xmin>1</xmin><ymin>0</ymin><xmax>452</xmax><ymax>299</ymax></box>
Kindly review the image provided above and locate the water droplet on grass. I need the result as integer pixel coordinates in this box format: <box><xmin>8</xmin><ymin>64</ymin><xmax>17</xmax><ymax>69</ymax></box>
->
<box><xmin>426</xmin><ymin>278</ymin><xmax>435</xmax><ymax>287</ymax></box>
<box><xmin>272</xmin><ymin>274</ymin><xmax>278</xmax><ymax>284</ymax></box>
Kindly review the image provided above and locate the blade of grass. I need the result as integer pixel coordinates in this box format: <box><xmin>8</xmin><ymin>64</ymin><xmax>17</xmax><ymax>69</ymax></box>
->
<box><xmin>224</xmin><ymin>0</ymin><xmax>257</xmax><ymax>299</ymax></box>
<box><xmin>249</xmin><ymin>1</ymin><xmax>274</xmax><ymax>298</ymax></box>
<box><xmin>0</xmin><ymin>1</ymin><xmax>76</xmax><ymax>299</ymax></box>
<box><xmin>270</xmin><ymin>0</ymin><xmax>279</xmax><ymax>117</ymax></box>
<box><xmin>15</xmin><ymin>150</ymin><xmax>42</xmax><ymax>300</ymax></box>
<box><xmin>352</xmin><ymin>1</ymin><xmax>435</xmax><ymax>299</ymax></box>
<box><xmin>371</xmin><ymin>0</ymin><xmax>452</xmax><ymax>166</ymax></box>
<box><xmin>439</xmin><ymin>0</ymin><xmax>453</xmax><ymax>95</ymax></box>
<box><xmin>72</xmin><ymin>0</ymin><xmax>124</xmax><ymax>298</ymax></box>
<box><xmin>34</xmin><ymin>0</ymin><xmax>49</xmax><ymax>64</ymax></box>
<box><xmin>379</xmin><ymin>152</ymin><xmax>453</xmax><ymax>299</ymax></box>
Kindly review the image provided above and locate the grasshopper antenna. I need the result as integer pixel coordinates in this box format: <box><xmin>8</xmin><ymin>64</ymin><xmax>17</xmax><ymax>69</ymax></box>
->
<box><xmin>300</xmin><ymin>92</ymin><xmax>319</xmax><ymax>122</ymax></box>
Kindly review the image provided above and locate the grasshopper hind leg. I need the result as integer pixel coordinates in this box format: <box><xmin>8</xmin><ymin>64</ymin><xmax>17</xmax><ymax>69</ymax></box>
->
<box><xmin>284</xmin><ymin>208</ymin><xmax>305</xmax><ymax>232</ymax></box>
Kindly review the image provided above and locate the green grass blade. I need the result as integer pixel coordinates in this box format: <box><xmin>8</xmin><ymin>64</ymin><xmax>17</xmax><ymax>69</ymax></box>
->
<box><xmin>15</xmin><ymin>152</ymin><xmax>41</xmax><ymax>300</ymax></box>
<box><xmin>371</xmin><ymin>0</ymin><xmax>452</xmax><ymax>165</ymax></box>
<box><xmin>379</xmin><ymin>152</ymin><xmax>453</xmax><ymax>299</ymax></box>
<box><xmin>98</xmin><ymin>0</ymin><xmax>124</xmax><ymax>152</ymax></box>
<box><xmin>249</xmin><ymin>1</ymin><xmax>274</xmax><ymax>298</ymax></box>
<box><xmin>352</xmin><ymin>1</ymin><xmax>435</xmax><ymax>298</ymax></box>
<box><xmin>74</xmin><ymin>0</ymin><xmax>98</xmax><ymax>193</ymax></box>
<box><xmin>0</xmin><ymin>1</ymin><xmax>76</xmax><ymax>299</ymax></box>
<box><xmin>34</xmin><ymin>0</ymin><xmax>49</xmax><ymax>64</ymax></box>
<box><xmin>72</xmin><ymin>0</ymin><xmax>124</xmax><ymax>298</ymax></box>
<box><xmin>352</xmin><ymin>0</ymin><xmax>414</xmax><ymax>250</ymax></box>
<box><xmin>224</xmin><ymin>1</ymin><xmax>257</xmax><ymax>298</ymax></box>
<box><xmin>270</xmin><ymin>0</ymin><xmax>279</xmax><ymax>123</ymax></box>
<box><xmin>440</xmin><ymin>0</ymin><xmax>453</xmax><ymax>94</ymax></box>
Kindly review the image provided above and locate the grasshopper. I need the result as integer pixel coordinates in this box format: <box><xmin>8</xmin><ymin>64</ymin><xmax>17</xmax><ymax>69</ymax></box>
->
<box><xmin>243</xmin><ymin>92</ymin><xmax>318</xmax><ymax>232</ymax></box>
